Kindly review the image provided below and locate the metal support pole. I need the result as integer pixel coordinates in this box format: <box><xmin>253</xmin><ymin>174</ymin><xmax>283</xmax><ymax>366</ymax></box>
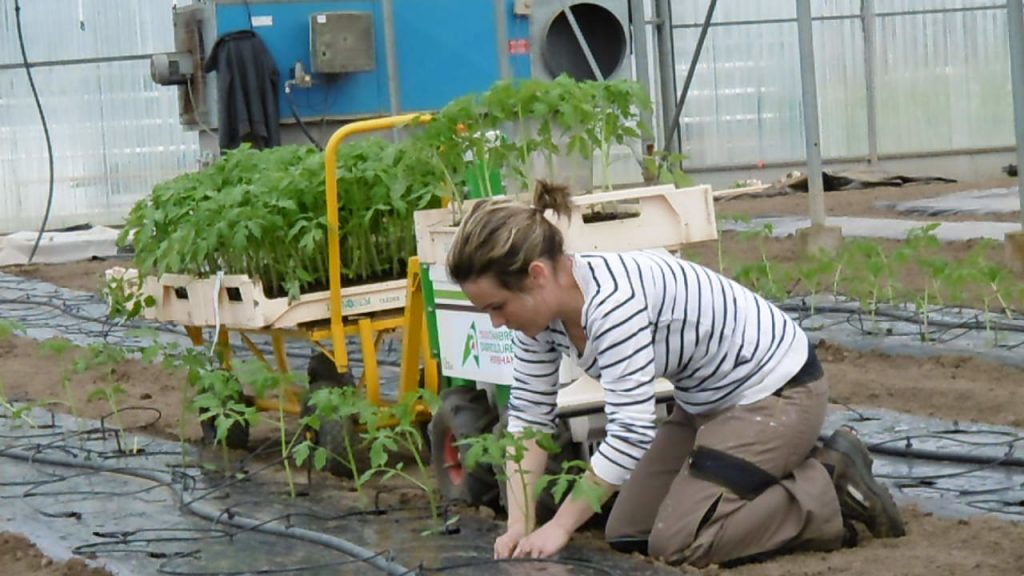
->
<box><xmin>558</xmin><ymin>0</ymin><xmax>604</xmax><ymax>80</ymax></box>
<box><xmin>495</xmin><ymin>0</ymin><xmax>511</xmax><ymax>80</ymax></box>
<box><xmin>665</xmin><ymin>0</ymin><xmax>717</xmax><ymax>154</ymax></box>
<box><xmin>1008</xmin><ymin>0</ymin><xmax>1024</xmax><ymax>228</ymax></box>
<box><xmin>655</xmin><ymin>0</ymin><xmax>679</xmax><ymax>153</ymax></box>
<box><xmin>382</xmin><ymin>0</ymin><xmax>401</xmax><ymax>115</ymax></box>
<box><xmin>630</xmin><ymin>0</ymin><xmax>655</xmax><ymax>152</ymax></box>
<box><xmin>796</xmin><ymin>0</ymin><xmax>827</xmax><ymax>227</ymax></box>
<box><xmin>861</xmin><ymin>0</ymin><xmax>879</xmax><ymax>164</ymax></box>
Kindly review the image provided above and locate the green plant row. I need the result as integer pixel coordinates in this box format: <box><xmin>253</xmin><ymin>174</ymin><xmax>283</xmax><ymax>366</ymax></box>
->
<box><xmin>118</xmin><ymin>78</ymin><xmax>655</xmax><ymax>299</ymax></box>
<box><xmin>693</xmin><ymin>222</ymin><xmax>1024</xmax><ymax>341</ymax></box>
<box><xmin>0</xmin><ymin>322</ymin><xmax>599</xmax><ymax>535</ymax></box>
<box><xmin>119</xmin><ymin>142</ymin><xmax>440</xmax><ymax>300</ymax></box>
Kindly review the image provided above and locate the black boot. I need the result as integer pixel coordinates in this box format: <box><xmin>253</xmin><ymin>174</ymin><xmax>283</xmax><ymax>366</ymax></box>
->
<box><xmin>816</xmin><ymin>426</ymin><xmax>906</xmax><ymax>539</ymax></box>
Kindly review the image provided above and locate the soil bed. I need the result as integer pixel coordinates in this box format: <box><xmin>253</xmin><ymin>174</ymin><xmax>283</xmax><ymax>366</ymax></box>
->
<box><xmin>0</xmin><ymin>533</ymin><xmax>112</xmax><ymax>576</ymax></box>
<box><xmin>2</xmin><ymin>179</ymin><xmax>1023</xmax><ymax>574</ymax></box>
<box><xmin>716</xmin><ymin>177</ymin><xmax>1021</xmax><ymax>223</ymax></box>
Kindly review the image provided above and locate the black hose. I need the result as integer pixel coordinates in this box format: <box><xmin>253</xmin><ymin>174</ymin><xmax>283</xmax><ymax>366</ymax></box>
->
<box><xmin>867</xmin><ymin>441</ymin><xmax>1024</xmax><ymax>468</ymax></box>
<box><xmin>14</xmin><ymin>0</ymin><xmax>56</xmax><ymax>264</ymax></box>
<box><xmin>0</xmin><ymin>447</ymin><xmax>413</xmax><ymax>576</ymax></box>
<box><xmin>285</xmin><ymin>84</ymin><xmax>322</xmax><ymax>151</ymax></box>
<box><xmin>819</xmin><ymin>431</ymin><xmax>1024</xmax><ymax>468</ymax></box>
<box><xmin>781</xmin><ymin>301</ymin><xmax>1024</xmax><ymax>334</ymax></box>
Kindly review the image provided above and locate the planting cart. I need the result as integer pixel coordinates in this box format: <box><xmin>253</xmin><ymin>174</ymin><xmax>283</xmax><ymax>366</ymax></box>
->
<box><xmin>416</xmin><ymin>177</ymin><xmax>719</xmax><ymax>515</ymax></box>
<box><xmin>123</xmin><ymin>114</ymin><xmax>441</xmax><ymax>459</ymax></box>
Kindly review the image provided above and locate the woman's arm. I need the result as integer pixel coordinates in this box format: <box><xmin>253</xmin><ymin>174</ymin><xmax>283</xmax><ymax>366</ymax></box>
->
<box><xmin>497</xmin><ymin>332</ymin><xmax>562</xmax><ymax>558</ymax></box>
<box><xmin>512</xmin><ymin>470</ymin><xmax>617</xmax><ymax>558</ymax></box>
<box><xmin>495</xmin><ymin>435</ymin><xmax>549</xmax><ymax>558</ymax></box>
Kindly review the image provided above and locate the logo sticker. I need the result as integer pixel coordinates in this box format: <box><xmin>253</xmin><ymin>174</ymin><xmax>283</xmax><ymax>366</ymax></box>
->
<box><xmin>462</xmin><ymin>321</ymin><xmax>480</xmax><ymax>368</ymax></box>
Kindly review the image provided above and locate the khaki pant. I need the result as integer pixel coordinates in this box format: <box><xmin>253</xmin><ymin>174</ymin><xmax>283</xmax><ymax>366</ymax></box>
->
<box><xmin>605</xmin><ymin>377</ymin><xmax>844</xmax><ymax>567</ymax></box>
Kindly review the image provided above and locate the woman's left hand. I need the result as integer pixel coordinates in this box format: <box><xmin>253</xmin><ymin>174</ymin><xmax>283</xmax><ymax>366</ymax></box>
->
<box><xmin>512</xmin><ymin>521</ymin><xmax>572</xmax><ymax>559</ymax></box>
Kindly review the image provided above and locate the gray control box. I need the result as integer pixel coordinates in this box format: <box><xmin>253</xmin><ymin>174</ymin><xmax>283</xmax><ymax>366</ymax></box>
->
<box><xmin>310</xmin><ymin>12</ymin><xmax>375</xmax><ymax>74</ymax></box>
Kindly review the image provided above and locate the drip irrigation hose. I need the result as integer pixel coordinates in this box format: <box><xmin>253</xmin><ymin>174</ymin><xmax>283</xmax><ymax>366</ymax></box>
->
<box><xmin>0</xmin><ymin>293</ymin><xmax>408</xmax><ymax>368</ymax></box>
<box><xmin>0</xmin><ymin>447</ymin><xmax>414</xmax><ymax>576</ymax></box>
<box><xmin>780</xmin><ymin>302</ymin><xmax>1024</xmax><ymax>334</ymax></box>
<box><xmin>816</xmin><ymin>430</ymin><xmax>1024</xmax><ymax>473</ymax></box>
<box><xmin>866</xmin><ymin>441</ymin><xmax>1024</xmax><ymax>469</ymax></box>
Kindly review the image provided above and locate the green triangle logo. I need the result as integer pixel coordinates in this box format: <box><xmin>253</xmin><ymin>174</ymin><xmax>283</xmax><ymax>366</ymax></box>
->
<box><xmin>462</xmin><ymin>321</ymin><xmax>480</xmax><ymax>368</ymax></box>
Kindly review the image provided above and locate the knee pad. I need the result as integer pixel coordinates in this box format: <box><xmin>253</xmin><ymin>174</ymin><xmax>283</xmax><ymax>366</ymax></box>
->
<box><xmin>689</xmin><ymin>446</ymin><xmax>778</xmax><ymax>500</ymax></box>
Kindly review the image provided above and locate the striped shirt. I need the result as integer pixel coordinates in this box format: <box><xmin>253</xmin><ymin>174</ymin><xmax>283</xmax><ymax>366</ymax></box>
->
<box><xmin>508</xmin><ymin>251</ymin><xmax>808</xmax><ymax>486</ymax></box>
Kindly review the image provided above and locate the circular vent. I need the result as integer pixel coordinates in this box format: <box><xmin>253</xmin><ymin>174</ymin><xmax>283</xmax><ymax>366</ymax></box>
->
<box><xmin>541</xmin><ymin>3</ymin><xmax>627</xmax><ymax>81</ymax></box>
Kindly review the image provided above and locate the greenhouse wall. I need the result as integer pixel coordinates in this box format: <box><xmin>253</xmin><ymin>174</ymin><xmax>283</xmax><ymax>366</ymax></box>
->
<box><xmin>0</xmin><ymin>0</ymin><xmax>199</xmax><ymax>234</ymax></box>
<box><xmin>669</xmin><ymin>0</ymin><xmax>1013</xmax><ymax>168</ymax></box>
<box><xmin>0</xmin><ymin>0</ymin><xmax>1015</xmax><ymax>235</ymax></box>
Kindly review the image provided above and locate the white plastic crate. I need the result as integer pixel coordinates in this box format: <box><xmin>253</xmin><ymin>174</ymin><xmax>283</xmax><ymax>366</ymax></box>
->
<box><xmin>107</xmin><ymin>268</ymin><xmax>407</xmax><ymax>329</ymax></box>
<box><xmin>414</xmin><ymin>183</ymin><xmax>718</xmax><ymax>265</ymax></box>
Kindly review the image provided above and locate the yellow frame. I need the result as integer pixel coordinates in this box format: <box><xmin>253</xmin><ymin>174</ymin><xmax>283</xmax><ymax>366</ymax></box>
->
<box><xmin>185</xmin><ymin>114</ymin><xmax>440</xmax><ymax>423</ymax></box>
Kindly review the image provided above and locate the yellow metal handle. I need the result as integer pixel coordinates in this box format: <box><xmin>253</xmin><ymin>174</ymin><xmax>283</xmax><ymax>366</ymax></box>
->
<box><xmin>323</xmin><ymin>114</ymin><xmax>433</xmax><ymax>374</ymax></box>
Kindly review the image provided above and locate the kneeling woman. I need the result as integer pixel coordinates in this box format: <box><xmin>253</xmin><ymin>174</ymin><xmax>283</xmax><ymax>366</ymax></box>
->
<box><xmin>446</xmin><ymin>181</ymin><xmax>905</xmax><ymax>566</ymax></box>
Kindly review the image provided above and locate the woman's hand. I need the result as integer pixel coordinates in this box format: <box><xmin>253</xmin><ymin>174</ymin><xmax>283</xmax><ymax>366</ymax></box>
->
<box><xmin>494</xmin><ymin>527</ymin><xmax>527</xmax><ymax>559</ymax></box>
<box><xmin>511</xmin><ymin>521</ymin><xmax>573</xmax><ymax>559</ymax></box>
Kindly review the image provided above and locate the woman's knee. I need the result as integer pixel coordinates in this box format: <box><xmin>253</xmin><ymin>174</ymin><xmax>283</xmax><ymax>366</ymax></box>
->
<box><xmin>647</xmin><ymin>490</ymin><xmax>726</xmax><ymax>566</ymax></box>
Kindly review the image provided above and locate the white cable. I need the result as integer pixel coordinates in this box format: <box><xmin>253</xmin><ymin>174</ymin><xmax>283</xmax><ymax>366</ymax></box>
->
<box><xmin>186</xmin><ymin>77</ymin><xmax>217</xmax><ymax>138</ymax></box>
<box><xmin>210</xmin><ymin>270</ymin><xmax>224</xmax><ymax>356</ymax></box>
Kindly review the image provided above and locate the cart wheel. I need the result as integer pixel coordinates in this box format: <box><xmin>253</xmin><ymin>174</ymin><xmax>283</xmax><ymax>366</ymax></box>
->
<box><xmin>199</xmin><ymin>407</ymin><xmax>250</xmax><ymax>450</ymax></box>
<box><xmin>429</xmin><ymin>387</ymin><xmax>501</xmax><ymax>510</ymax></box>
<box><xmin>303</xmin><ymin>368</ymin><xmax>359</xmax><ymax>479</ymax></box>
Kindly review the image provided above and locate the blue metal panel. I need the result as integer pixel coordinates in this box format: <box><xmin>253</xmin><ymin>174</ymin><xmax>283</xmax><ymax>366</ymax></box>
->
<box><xmin>506</xmin><ymin>1</ymin><xmax>532</xmax><ymax>79</ymax></box>
<box><xmin>215</xmin><ymin>1</ymin><xmax>390</xmax><ymax>120</ymax></box>
<box><xmin>393</xmin><ymin>0</ymin><xmax>505</xmax><ymax>112</ymax></box>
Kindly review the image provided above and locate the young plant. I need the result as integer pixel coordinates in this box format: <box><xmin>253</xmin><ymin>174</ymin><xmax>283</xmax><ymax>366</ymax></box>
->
<box><xmin>356</xmin><ymin>389</ymin><xmax>450</xmax><ymax>533</ymax></box>
<box><xmin>0</xmin><ymin>319</ymin><xmax>25</xmax><ymax>340</ymax></box>
<box><xmin>190</xmin><ymin>368</ymin><xmax>259</xmax><ymax>471</ymax></box>
<box><xmin>535</xmin><ymin>459</ymin><xmax>605</xmax><ymax>514</ymax></box>
<box><xmin>580</xmin><ymin>80</ymin><xmax>652</xmax><ymax>191</ymax></box>
<box><xmin>794</xmin><ymin>248</ymin><xmax>839</xmax><ymax>316</ymax></box>
<box><xmin>233</xmin><ymin>359</ymin><xmax>309</xmax><ymax>498</ymax></box>
<box><xmin>103</xmin><ymin>273</ymin><xmax>155</xmax><ymax>323</ymax></box>
<box><xmin>963</xmin><ymin>245</ymin><xmax>1015</xmax><ymax>345</ymax></box>
<box><xmin>459</xmin><ymin>428</ymin><xmax>561</xmax><ymax>533</ymax></box>
<box><xmin>0</xmin><ymin>381</ymin><xmax>38</xmax><ymax>428</ymax></box>
<box><xmin>642</xmin><ymin>150</ymin><xmax>693</xmax><ymax>189</ymax></box>
<box><xmin>843</xmin><ymin>238</ymin><xmax>891</xmax><ymax>328</ymax></box>
<box><xmin>733</xmin><ymin>223</ymin><xmax>788</xmax><ymax>301</ymax></box>
<box><xmin>87</xmin><ymin>383</ymin><xmax>128</xmax><ymax>443</ymax></box>
<box><xmin>891</xmin><ymin>224</ymin><xmax>943</xmax><ymax>340</ymax></box>
<box><xmin>294</xmin><ymin>383</ymin><xmax>368</xmax><ymax>484</ymax></box>
<box><xmin>38</xmin><ymin>337</ymin><xmax>82</xmax><ymax>425</ymax></box>
<box><xmin>0</xmin><ymin>320</ymin><xmax>33</xmax><ymax>422</ymax></box>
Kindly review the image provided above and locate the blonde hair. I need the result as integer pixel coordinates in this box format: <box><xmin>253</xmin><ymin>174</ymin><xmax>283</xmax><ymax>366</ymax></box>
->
<box><xmin>447</xmin><ymin>181</ymin><xmax>573</xmax><ymax>290</ymax></box>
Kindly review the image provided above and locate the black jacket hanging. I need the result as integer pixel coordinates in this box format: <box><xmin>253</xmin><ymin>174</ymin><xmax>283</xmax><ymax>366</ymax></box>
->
<box><xmin>203</xmin><ymin>30</ymin><xmax>281</xmax><ymax>150</ymax></box>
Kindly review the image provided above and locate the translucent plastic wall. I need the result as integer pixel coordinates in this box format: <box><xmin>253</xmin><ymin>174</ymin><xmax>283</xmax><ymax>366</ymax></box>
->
<box><xmin>1</xmin><ymin>1</ymin><xmax>1014</xmax><ymax>233</ymax></box>
<box><xmin>671</xmin><ymin>0</ymin><xmax>1013</xmax><ymax>168</ymax></box>
<box><xmin>0</xmin><ymin>0</ymin><xmax>198</xmax><ymax>234</ymax></box>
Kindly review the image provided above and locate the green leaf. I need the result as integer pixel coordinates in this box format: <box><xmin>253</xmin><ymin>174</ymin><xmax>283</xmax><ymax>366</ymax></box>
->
<box><xmin>39</xmin><ymin>338</ymin><xmax>74</xmax><ymax>357</ymax></box>
<box><xmin>0</xmin><ymin>319</ymin><xmax>25</xmax><ymax>339</ymax></box>
<box><xmin>87</xmin><ymin>389</ymin><xmax>108</xmax><ymax>402</ymax></box>
<box><xmin>292</xmin><ymin>442</ymin><xmax>310</xmax><ymax>467</ymax></box>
